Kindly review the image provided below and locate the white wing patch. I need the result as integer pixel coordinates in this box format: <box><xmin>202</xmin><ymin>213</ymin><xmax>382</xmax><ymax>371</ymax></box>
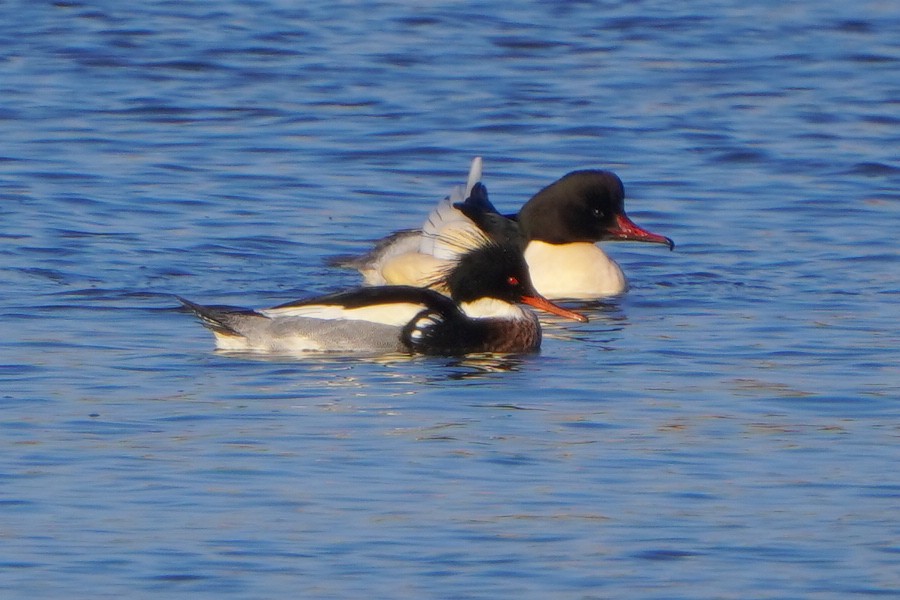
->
<box><xmin>261</xmin><ymin>302</ymin><xmax>427</xmax><ymax>327</ymax></box>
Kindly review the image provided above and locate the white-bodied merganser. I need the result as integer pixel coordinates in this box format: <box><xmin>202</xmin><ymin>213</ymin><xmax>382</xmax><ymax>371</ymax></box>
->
<box><xmin>332</xmin><ymin>158</ymin><xmax>674</xmax><ymax>300</ymax></box>
<box><xmin>179</xmin><ymin>231</ymin><xmax>587</xmax><ymax>356</ymax></box>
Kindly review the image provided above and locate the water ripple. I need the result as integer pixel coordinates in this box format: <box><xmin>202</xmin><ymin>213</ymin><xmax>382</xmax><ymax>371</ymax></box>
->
<box><xmin>1</xmin><ymin>1</ymin><xmax>899</xmax><ymax>598</ymax></box>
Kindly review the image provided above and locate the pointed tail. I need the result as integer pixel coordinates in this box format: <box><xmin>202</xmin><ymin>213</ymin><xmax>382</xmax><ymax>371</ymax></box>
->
<box><xmin>176</xmin><ymin>296</ymin><xmax>258</xmax><ymax>337</ymax></box>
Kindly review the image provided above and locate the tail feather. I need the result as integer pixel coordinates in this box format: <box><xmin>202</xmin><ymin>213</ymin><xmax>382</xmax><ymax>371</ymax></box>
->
<box><xmin>176</xmin><ymin>296</ymin><xmax>260</xmax><ymax>337</ymax></box>
<box><xmin>464</xmin><ymin>156</ymin><xmax>483</xmax><ymax>198</ymax></box>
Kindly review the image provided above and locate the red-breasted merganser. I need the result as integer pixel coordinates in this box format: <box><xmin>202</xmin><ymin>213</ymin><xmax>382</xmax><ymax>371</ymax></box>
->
<box><xmin>333</xmin><ymin>158</ymin><xmax>674</xmax><ymax>300</ymax></box>
<box><xmin>179</xmin><ymin>230</ymin><xmax>587</xmax><ymax>356</ymax></box>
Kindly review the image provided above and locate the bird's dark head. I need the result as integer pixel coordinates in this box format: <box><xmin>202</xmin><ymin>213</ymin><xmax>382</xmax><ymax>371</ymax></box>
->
<box><xmin>438</xmin><ymin>236</ymin><xmax>587</xmax><ymax>322</ymax></box>
<box><xmin>519</xmin><ymin>170</ymin><xmax>673</xmax><ymax>249</ymax></box>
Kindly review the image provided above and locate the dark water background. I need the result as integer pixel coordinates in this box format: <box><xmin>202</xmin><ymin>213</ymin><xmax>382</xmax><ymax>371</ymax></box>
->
<box><xmin>2</xmin><ymin>1</ymin><xmax>899</xmax><ymax>598</ymax></box>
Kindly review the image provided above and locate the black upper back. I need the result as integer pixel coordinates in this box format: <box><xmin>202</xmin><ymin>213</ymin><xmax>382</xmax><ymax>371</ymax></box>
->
<box><xmin>453</xmin><ymin>182</ymin><xmax>523</xmax><ymax>249</ymax></box>
<box><xmin>271</xmin><ymin>285</ymin><xmax>458</xmax><ymax>314</ymax></box>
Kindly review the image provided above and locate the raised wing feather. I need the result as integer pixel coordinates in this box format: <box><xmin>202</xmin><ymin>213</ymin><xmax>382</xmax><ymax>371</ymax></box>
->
<box><xmin>419</xmin><ymin>157</ymin><xmax>487</xmax><ymax>260</ymax></box>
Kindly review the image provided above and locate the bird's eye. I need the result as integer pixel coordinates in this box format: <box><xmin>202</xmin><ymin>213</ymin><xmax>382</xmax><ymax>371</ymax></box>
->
<box><xmin>592</xmin><ymin>208</ymin><xmax>605</xmax><ymax>219</ymax></box>
<box><xmin>506</xmin><ymin>276</ymin><xmax>520</xmax><ymax>287</ymax></box>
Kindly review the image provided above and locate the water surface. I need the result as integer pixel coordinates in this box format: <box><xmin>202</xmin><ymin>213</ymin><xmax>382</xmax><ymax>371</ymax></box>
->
<box><xmin>1</xmin><ymin>1</ymin><xmax>899</xmax><ymax>598</ymax></box>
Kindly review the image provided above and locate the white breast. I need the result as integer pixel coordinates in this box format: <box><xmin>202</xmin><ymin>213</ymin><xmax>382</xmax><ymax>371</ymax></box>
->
<box><xmin>524</xmin><ymin>241</ymin><xmax>628</xmax><ymax>300</ymax></box>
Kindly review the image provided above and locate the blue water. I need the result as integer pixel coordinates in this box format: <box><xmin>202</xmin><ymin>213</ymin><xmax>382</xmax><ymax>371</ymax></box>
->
<box><xmin>2</xmin><ymin>1</ymin><xmax>899</xmax><ymax>598</ymax></box>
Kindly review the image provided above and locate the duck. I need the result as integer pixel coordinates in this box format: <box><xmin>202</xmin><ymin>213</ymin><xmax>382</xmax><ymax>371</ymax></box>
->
<box><xmin>332</xmin><ymin>158</ymin><xmax>674</xmax><ymax>300</ymax></box>
<box><xmin>179</xmin><ymin>229</ymin><xmax>587</xmax><ymax>356</ymax></box>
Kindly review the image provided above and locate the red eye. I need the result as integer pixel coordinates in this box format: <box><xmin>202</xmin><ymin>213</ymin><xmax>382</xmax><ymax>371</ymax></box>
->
<box><xmin>507</xmin><ymin>276</ymin><xmax>519</xmax><ymax>286</ymax></box>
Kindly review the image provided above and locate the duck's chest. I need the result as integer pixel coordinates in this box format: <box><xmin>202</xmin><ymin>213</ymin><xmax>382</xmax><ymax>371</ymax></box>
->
<box><xmin>523</xmin><ymin>241</ymin><xmax>628</xmax><ymax>300</ymax></box>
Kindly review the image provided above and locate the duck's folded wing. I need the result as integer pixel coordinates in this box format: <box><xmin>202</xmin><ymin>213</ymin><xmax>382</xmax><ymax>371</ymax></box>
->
<box><xmin>326</xmin><ymin>228</ymin><xmax>421</xmax><ymax>271</ymax></box>
<box><xmin>261</xmin><ymin>286</ymin><xmax>460</xmax><ymax>327</ymax></box>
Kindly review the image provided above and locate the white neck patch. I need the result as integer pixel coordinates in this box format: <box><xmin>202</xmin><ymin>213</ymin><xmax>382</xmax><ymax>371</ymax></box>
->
<box><xmin>459</xmin><ymin>298</ymin><xmax>526</xmax><ymax>320</ymax></box>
